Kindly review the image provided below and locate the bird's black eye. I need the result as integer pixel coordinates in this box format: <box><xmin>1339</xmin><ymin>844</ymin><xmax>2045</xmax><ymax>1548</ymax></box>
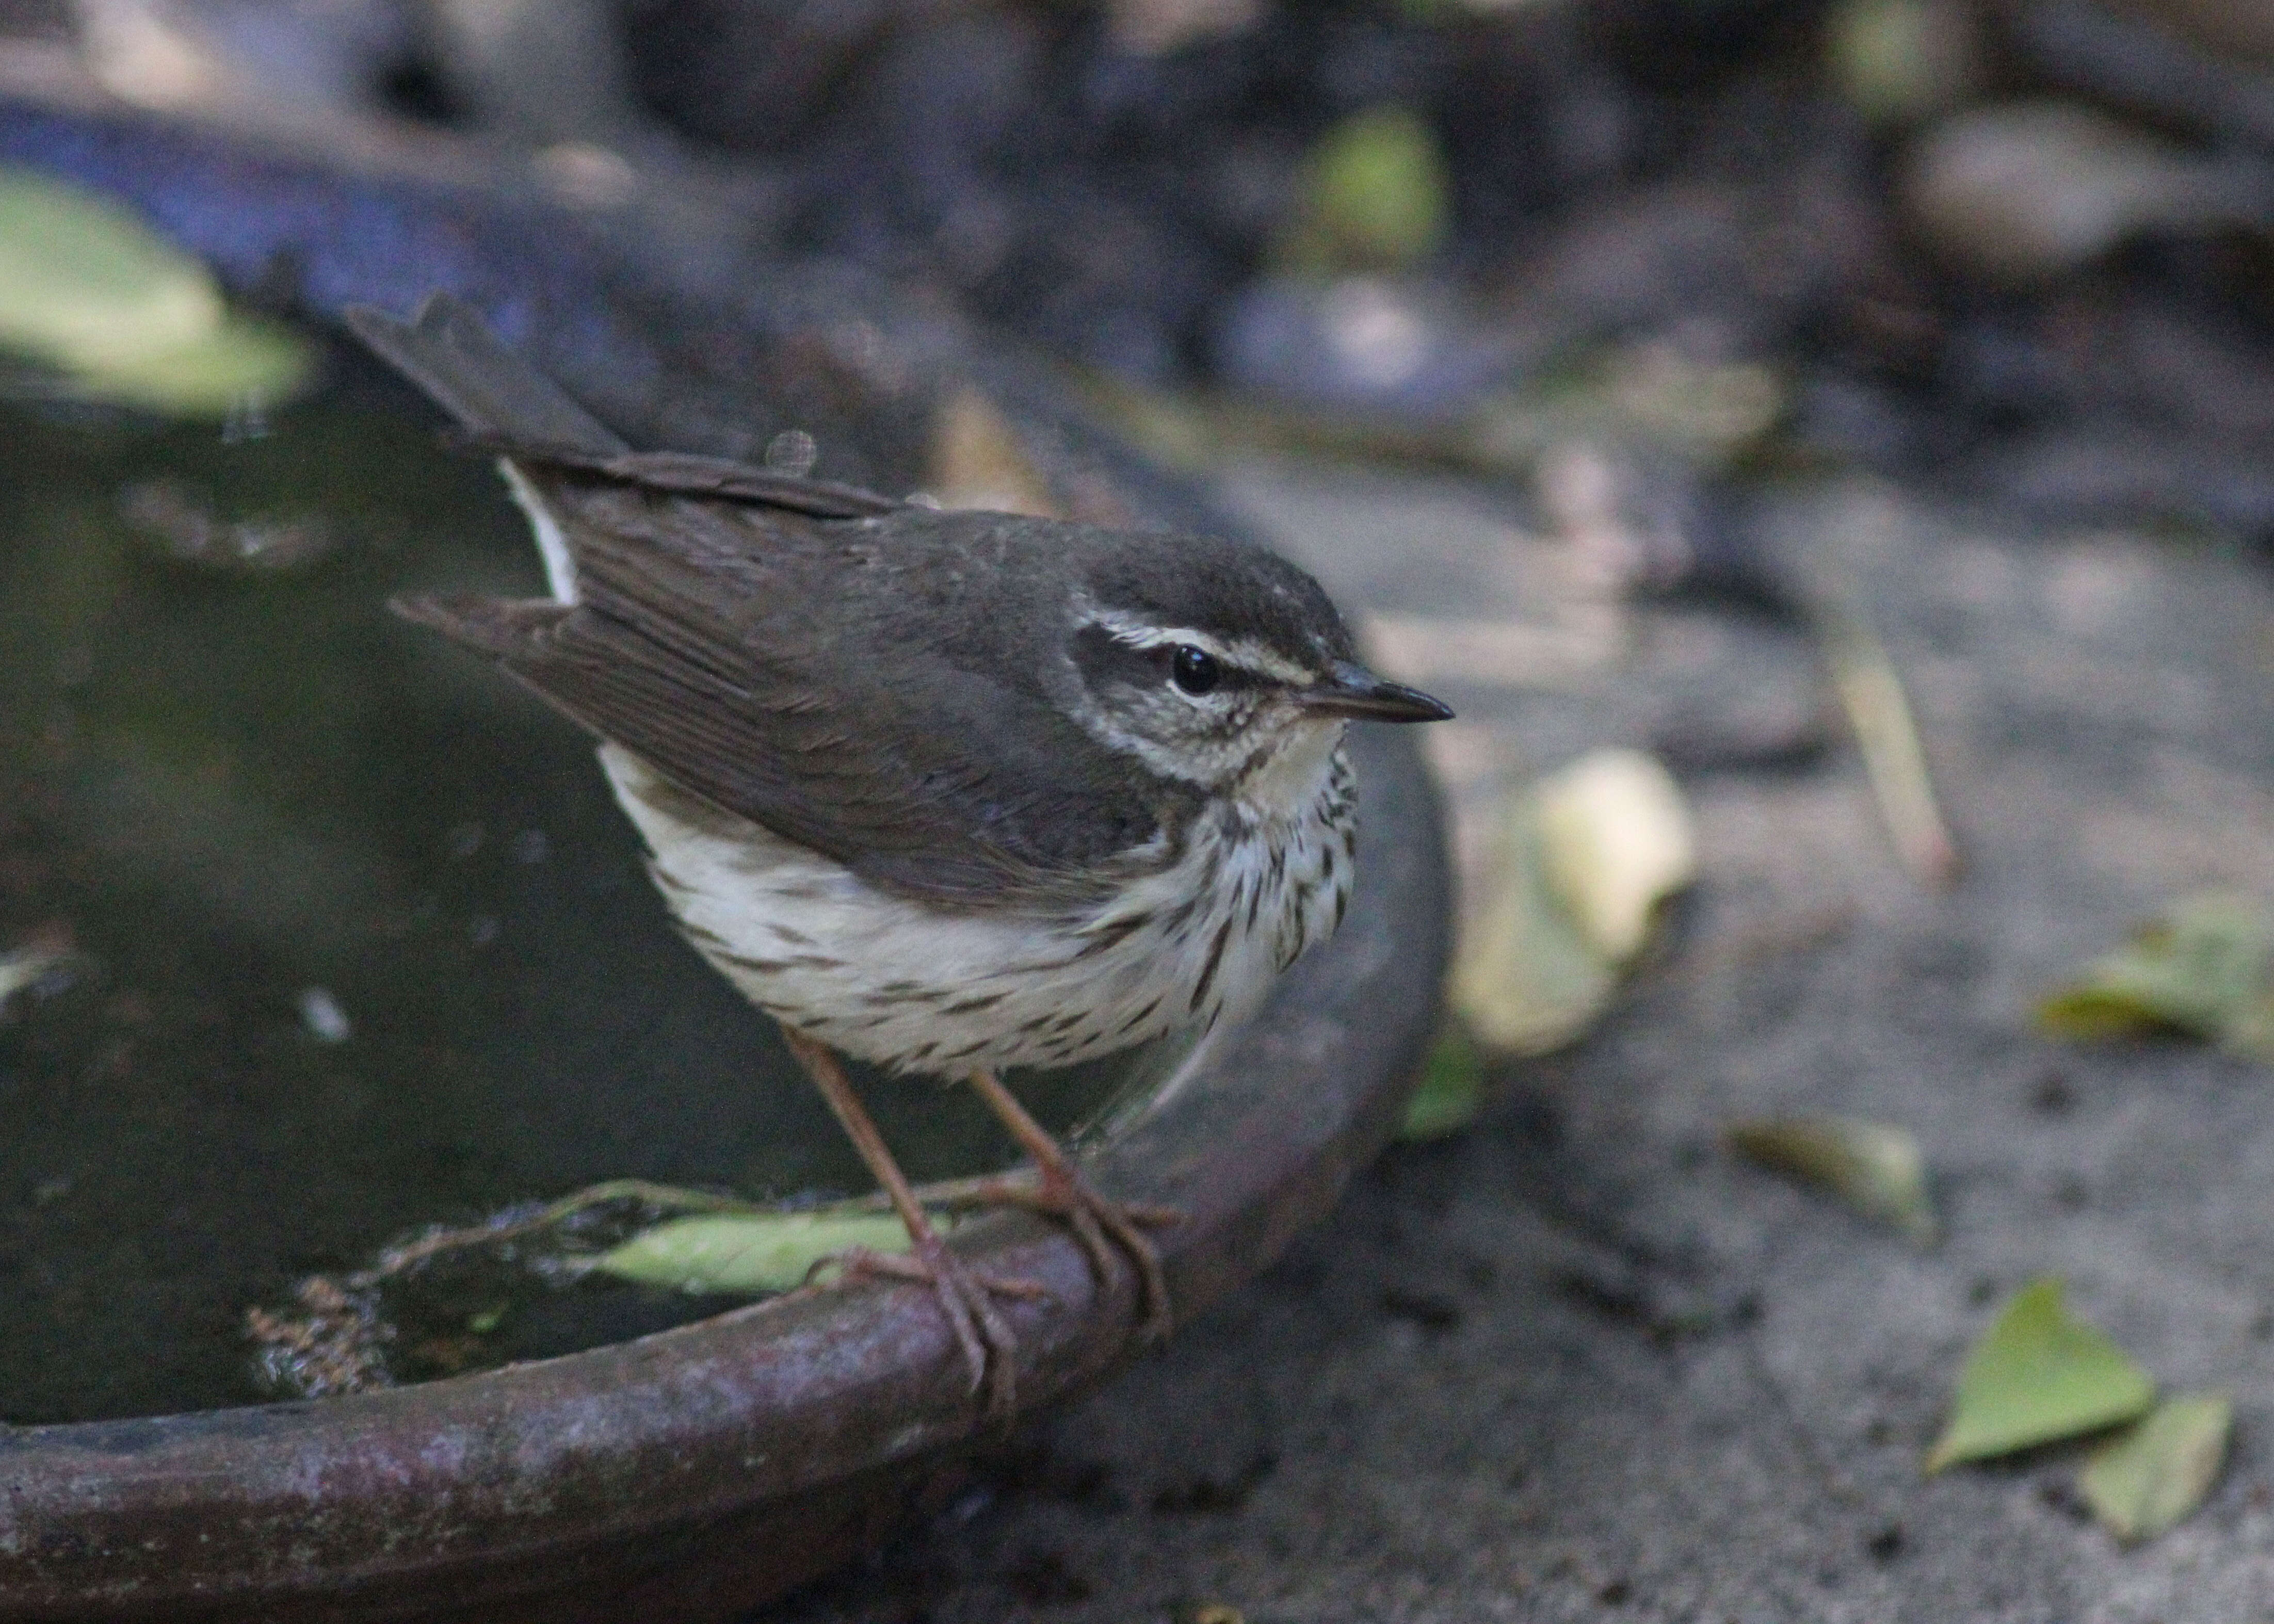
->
<box><xmin>1169</xmin><ymin>644</ymin><xmax>1221</xmax><ymax>695</ymax></box>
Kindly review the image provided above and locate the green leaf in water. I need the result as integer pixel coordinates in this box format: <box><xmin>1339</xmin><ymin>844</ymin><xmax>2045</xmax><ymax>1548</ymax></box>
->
<box><xmin>1727</xmin><ymin>1116</ymin><xmax>1937</xmax><ymax>1245</ymax></box>
<box><xmin>2079</xmin><ymin>1391</ymin><xmax>2231</xmax><ymax>1543</ymax></box>
<box><xmin>2036</xmin><ymin>893</ymin><xmax>2274</xmax><ymax>1061</ymax></box>
<box><xmin>591</xmin><ymin>1210</ymin><xmax>917</xmax><ymax>1295</ymax></box>
<box><xmin>1924</xmin><ymin>1277</ymin><xmax>2156</xmax><ymax>1473</ymax></box>
<box><xmin>1287</xmin><ymin>105</ymin><xmax>1449</xmax><ymax>273</ymax></box>
<box><xmin>0</xmin><ymin>165</ymin><xmax>314</xmax><ymax>416</ymax></box>
<box><xmin>1399</xmin><ymin>1022</ymin><xmax>1484</xmax><ymax>1141</ymax></box>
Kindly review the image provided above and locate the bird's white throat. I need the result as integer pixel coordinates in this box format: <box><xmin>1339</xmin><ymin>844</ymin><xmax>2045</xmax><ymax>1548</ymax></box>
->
<box><xmin>1238</xmin><ymin>716</ymin><xmax>1347</xmax><ymax>824</ymax></box>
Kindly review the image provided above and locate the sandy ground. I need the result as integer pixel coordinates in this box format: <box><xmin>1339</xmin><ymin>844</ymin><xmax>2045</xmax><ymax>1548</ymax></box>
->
<box><xmin>764</xmin><ymin>460</ymin><xmax>2274</xmax><ymax>1623</ymax></box>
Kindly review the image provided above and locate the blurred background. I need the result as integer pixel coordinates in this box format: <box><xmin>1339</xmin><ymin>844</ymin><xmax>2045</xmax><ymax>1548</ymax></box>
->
<box><xmin>3</xmin><ymin>0</ymin><xmax>2273</xmax><ymax>522</ymax></box>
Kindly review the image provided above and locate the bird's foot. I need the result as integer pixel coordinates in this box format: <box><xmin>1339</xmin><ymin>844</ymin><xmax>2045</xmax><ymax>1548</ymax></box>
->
<box><xmin>835</xmin><ymin>1234</ymin><xmax>1049</xmax><ymax>1420</ymax></box>
<box><xmin>959</xmin><ymin>1168</ymin><xmax>1180</xmax><ymax>1344</ymax></box>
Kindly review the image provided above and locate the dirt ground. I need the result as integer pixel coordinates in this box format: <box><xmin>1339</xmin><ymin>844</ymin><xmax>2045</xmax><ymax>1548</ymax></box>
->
<box><xmin>763</xmin><ymin>459</ymin><xmax>2274</xmax><ymax>1623</ymax></box>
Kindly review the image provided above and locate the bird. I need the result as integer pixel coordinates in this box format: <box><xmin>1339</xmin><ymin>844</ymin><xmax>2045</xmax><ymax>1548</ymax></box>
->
<box><xmin>349</xmin><ymin>293</ymin><xmax>1452</xmax><ymax>1416</ymax></box>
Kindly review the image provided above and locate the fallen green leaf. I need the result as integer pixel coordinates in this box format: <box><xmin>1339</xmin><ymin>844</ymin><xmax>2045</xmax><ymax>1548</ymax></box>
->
<box><xmin>591</xmin><ymin>1210</ymin><xmax>916</xmax><ymax>1295</ymax></box>
<box><xmin>1925</xmin><ymin>1278</ymin><xmax>2156</xmax><ymax>1472</ymax></box>
<box><xmin>1399</xmin><ymin>1022</ymin><xmax>1484</xmax><ymax>1141</ymax></box>
<box><xmin>2037</xmin><ymin>893</ymin><xmax>2274</xmax><ymax>1061</ymax></box>
<box><xmin>2079</xmin><ymin>1391</ymin><xmax>2231</xmax><ymax>1543</ymax></box>
<box><xmin>1825</xmin><ymin>0</ymin><xmax>1977</xmax><ymax>127</ymax></box>
<box><xmin>0</xmin><ymin>166</ymin><xmax>314</xmax><ymax>416</ymax></box>
<box><xmin>1727</xmin><ymin>1116</ymin><xmax>1937</xmax><ymax>1245</ymax></box>
<box><xmin>1286</xmin><ymin>105</ymin><xmax>1449</xmax><ymax>273</ymax></box>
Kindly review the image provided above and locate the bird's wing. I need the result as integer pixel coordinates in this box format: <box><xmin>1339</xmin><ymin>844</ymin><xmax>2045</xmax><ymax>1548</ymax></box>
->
<box><xmin>453</xmin><ymin>439</ymin><xmax>904</xmax><ymax>520</ymax></box>
<box><xmin>345</xmin><ymin>295</ymin><xmax>630</xmax><ymax>458</ymax></box>
<box><xmin>361</xmin><ymin>293</ymin><xmax>1170</xmax><ymax>906</ymax></box>
<box><xmin>397</xmin><ymin>493</ymin><xmax>1161</xmax><ymax>909</ymax></box>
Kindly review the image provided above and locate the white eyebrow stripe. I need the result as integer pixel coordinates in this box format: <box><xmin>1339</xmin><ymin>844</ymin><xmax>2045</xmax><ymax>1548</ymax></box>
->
<box><xmin>1082</xmin><ymin>607</ymin><xmax>1316</xmax><ymax>686</ymax></box>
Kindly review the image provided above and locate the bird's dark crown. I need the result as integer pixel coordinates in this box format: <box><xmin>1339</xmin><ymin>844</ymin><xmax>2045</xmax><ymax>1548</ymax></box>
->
<box><xmin>1075</xmin><ymin>527</ymin><xmax>1360</xmax><ymax>675</ymax></box>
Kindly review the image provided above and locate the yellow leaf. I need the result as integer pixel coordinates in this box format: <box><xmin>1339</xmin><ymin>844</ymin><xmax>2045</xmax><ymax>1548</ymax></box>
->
<box><xmin>1451</xmin><ymin>782</ymin><xmax>1616</xmax><ymax>1055</ymax></box>
<box><xmin>0</xmin><ymin>167</ymin><xmax>219</xmax><ymax>367</ymax></box>
<box><xmin>1452</xmin><ymin>750</ymin><xmax>1694</xmax><ymax>1055</ymax></box>
<box><xmin>2079</xmin><ymin>1392</ymin><xmax>2231</xmax><ymax>1543</ymax></box>
<box><xmin>0</xmin><ymin>166</ymin><xmax>314</xmax><ymax>416</ymax></box>
<box><xmin>1535</xmin><ymin>749</ymin><xmax>1697</xmax><ymax>964</ymax></box>
<box><xmin>1727</xmin><ymin>1116</ymin><xmax>1936</xmax><ymax>1245</ymax></box>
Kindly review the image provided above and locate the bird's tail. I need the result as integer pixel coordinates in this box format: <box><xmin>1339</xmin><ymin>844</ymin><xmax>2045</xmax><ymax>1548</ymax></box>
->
<box><xmin>343</xmin><ymin>294</ymin><xmax>628</xmax><ymax>459</ymax></box>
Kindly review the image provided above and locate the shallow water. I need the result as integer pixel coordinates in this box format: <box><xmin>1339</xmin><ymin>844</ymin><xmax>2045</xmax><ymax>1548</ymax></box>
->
<box><xmin>0</xmin><ymin>355</ymin><xmax>1147</xmax><ymax>1424</ymax></box>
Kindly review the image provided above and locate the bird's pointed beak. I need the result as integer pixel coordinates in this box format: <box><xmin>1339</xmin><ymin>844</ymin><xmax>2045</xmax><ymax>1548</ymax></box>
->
<box><xmin>1299</xmin><ymin>661</ymin><xmax>1455</xmax><ymax>723</ymax></box>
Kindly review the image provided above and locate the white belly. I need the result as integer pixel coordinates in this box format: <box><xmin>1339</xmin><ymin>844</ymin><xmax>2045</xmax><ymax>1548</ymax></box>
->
<box><xmin>599</xmin><ymin>742</ymin><xmax>1354</xmax><ymax>1076</ymax></box>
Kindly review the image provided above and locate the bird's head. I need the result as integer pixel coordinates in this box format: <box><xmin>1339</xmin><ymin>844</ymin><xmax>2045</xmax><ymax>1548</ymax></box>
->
<box><xmin>1052</xmin><ymin>528</ymin><xmax>1452</xmax><ymax>812</ymax></box>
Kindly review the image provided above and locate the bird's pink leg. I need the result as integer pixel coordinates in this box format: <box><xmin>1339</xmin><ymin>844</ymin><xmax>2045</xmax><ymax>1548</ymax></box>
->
<box><xmin>780</xmin><ymin>1028</ymin><xmax>1043</xmax><ymax>1419</ymax></box>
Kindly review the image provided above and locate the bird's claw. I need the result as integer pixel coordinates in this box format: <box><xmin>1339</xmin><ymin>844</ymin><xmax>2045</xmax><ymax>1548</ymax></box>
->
<box><xmin>958</xmin><ymin>1172</ymin><xmax>1180</xmax><ymax>1345</ymax></box>
<box><xmin>833</xmin><ymin>1239</ymin><xmax>1047</xmax><ymax>1420</ymax></box>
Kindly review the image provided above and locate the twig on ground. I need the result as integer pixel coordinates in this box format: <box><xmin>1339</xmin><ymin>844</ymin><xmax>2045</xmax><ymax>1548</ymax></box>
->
<box><xmin>1814</xmin><ymin>601</ymin><xmax>1962</xmax><ymax>889</ymax></box>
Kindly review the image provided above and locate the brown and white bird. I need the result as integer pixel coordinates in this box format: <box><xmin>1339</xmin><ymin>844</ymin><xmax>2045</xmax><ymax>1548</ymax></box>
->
<box><xmin>351</xmin><ymin>295</ymin><xmax>1451</xmax><ymax>1414</ymax></box>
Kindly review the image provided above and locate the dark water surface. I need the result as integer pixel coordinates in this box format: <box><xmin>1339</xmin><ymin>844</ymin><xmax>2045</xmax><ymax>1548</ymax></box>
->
<box><xmin>0</xmin><ymin>358</ymin><xmax>1142</xmax><ymax>1424</ymax></box>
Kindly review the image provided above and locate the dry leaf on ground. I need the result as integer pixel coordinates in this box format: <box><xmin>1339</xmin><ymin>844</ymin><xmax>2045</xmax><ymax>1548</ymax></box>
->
<box><xmin>1726</xmin><ymin>1116</ymin><xmax>1937</xmax><ymax>1244</ymax></box>
<box><xmin>2037</xmin><ymin>892</ymin><xmax>2274</xmax><ymax>1060</ymax></box>
<box><xmin>929</xmin><ymin>386</ymin><xmax>1063</xmax><ymax>517</ymax></box>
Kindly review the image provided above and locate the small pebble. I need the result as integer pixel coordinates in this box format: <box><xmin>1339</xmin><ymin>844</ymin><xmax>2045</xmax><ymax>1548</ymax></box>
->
<box><xmin>297</xmin><ymin>987</ymin><xmax>352</xmax><ymax>1044</ymax></box>
<box><xmin>764</xmin><ymin>429</ymin><xmax>819</xmax><ymax>476</ymax></box>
